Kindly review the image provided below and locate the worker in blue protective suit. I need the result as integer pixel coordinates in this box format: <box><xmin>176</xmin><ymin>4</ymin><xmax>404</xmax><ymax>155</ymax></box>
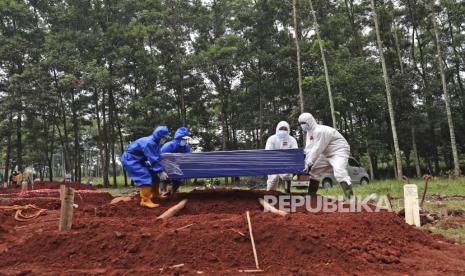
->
<box><xmin>121</xmin><ymin>126</ymin><xmax>171</xmax><ymax>208</ymax></box>
<box><xmin>160</xmin><ymin>127</ymin><xmax>191</xmax><ymax>195</ymax></box>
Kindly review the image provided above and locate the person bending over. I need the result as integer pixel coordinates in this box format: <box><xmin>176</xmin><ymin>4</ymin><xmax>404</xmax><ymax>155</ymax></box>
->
<box><xmin>121</xmin><ymin>126</ymin><xmax>171</xmax><ymax>208</ymax></box>
<box><xmin>298</xmin><ymin>113</ymin><xmax>353</xmax><ymax>199</ymax></box>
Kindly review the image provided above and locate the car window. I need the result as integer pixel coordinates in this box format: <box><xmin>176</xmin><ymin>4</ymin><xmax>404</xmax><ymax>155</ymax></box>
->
<box><xmin>348</xmin><ymin>158</ymin><xmax>359</xmax><ymax>167</ymax></box>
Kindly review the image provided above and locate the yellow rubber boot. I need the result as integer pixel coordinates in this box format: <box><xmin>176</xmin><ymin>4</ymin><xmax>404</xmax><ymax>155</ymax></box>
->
<box><xmin>140</xmin><ymin>186</ymin><xmax>159</xmax><ymax>208</ymax></box>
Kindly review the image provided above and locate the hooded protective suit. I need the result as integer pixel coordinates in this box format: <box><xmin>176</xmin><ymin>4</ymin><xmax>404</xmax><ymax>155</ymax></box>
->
<box><xmin>160</xmin><ymin>127</ymin><xmax>192</xmax><ymax>154</ymax></box>
<box><xmin>160</xmin><ymin>127</ymin><xmax>191</xmax><ymax>193</ymax></box>
<box><xmin>121</xmin><ymin>126</ymin><xmax>170</xmax><ymax>187</ymax></box>
<box><xmin>298</xmin><ymin>113</ymin><xmax>351</xmax><ymax>184</ymax></box>
<box><xmin>265</xmin><ymin>121</ymin><xmax>298</xmax><ymax>191</ymax></box>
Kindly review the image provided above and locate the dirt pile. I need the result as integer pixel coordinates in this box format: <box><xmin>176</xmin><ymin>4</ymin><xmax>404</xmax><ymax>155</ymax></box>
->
<box><xmin>33</xmin><ymin>180</ymin><xmax>96</xmax><ymax>190</ymax></box>
<box><xmin>1</xmin><ymin>188</ymin><xmax>465</xmax><ymax>275</ymax></box>
<box><xmin>0</xmin><ymin>181</ymin><xmax>112</xmax><ymax>211</ymax></box>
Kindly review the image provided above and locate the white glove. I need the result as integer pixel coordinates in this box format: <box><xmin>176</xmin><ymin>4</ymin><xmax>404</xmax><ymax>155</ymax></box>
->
<box><xmin>159</xmin><ymin>171</ymin><xmax>168</xmax><ymax>181</ymax></box>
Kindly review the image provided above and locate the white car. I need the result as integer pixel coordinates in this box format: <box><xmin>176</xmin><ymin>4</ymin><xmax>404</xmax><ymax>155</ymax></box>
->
<box><xmin>291</xmin><ymin>157</ymin><xmax>370</xmax><ymax>189</ymax></box>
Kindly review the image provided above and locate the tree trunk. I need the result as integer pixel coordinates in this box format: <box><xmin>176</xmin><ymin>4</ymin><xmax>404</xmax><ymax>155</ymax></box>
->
<box><xmin>309</xmin><ymin>0</ymin><xmax>336</xmax><ymax>128</ymax></box>
<box><xmin>411</xmin><ymin>126</ymin><xmax>421</xmax><ymax>178</ymax></box>
<box><xmin>258</xmin><ymin>62</ymin><xmax>264</xmax><ymax>148</ymax></box>
<box><xmin>108</xmin><ymin>85</ymin><xmax>118</xmax><ymax>187</ymax></box>
<box><xmin>102</xmin><ymin>89</ymin><xmax>111</xmax><ymax>187</ymax></box>
<box><xmin>446</xmin><ymin>12</ymin><xmax>465</xmax><ymax>125</ymax></box>
<box><xmin>94</xmin><ymin>89</ymin><xmax>109</xmax><ymax>187</ymax></box>
<box><xmin>366</xmin><ymin>139</ymin><xmax>374</xmax><ymax>180</ymax></box>
<box><xmin>53</xmin><ymin>71</ymin><xmax>71</xmax><ymax>174</ymax></box>
<box><xmin>71</xmin><ymin>89</ymin><xmax>80</xmax><ymax>183</ymax></box>
<box><xmin>179</xmin><ymin>67</ymin><xmax>186</xmax><ymax>126</ymax></box>
<box><xmin>4</xmin><ymin>115</ymin><xmax>13</xmax><ymax>183</ymax></box>
<box><xmin>406</xmin><ymin>1</ymin><xmax>440</xmax><ymax>174</ymax></box>
<box><xmin>16</xmin><ymin>111</ymin><xmax>22</xmax><ymax>171</ymax></box>
<box><xmin>371</xmin><ymin>0</ymin><xmax>403</xmax><ymax>179</ymax></box>
<box><xmin>392</xmin><ymin>22</ymin><xmax>404</xmax><ymax>74</ymax></box>
<box><xmin>116</xmin><ymin>108</ymin><xmax>128</xmax><ymax>187</ymax></box>
<box><xmin>293</xmin><ymin>0</ymin><xmax>305</xmax><ymax>113</ymax></box>
<box><xmin>431</xmin><ymin>8</ymin><xmax>460</xmax><ymax>177</ymax></box>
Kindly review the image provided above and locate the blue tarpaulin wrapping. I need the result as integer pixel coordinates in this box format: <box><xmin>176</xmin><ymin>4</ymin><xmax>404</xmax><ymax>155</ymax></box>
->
<box><xmin>160</xmin><ymin>149</ymin><xmax>305</xmax><ymax>179</ymax></box>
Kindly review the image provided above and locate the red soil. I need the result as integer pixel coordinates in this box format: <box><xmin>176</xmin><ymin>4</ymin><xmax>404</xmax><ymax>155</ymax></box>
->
<box><xmin>1</xmin><ymin>185</ymin><xmax>465</xmax><ymax>275</ymax></box>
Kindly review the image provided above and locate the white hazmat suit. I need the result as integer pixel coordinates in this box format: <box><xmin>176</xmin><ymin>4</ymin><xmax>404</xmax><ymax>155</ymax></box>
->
<box><xmin>298</xmin><ymin>113</ymin><xmax>351</xmax><ymax>185</ymax></box>
<box><xmin>265</xmin><ymin>121</ymin><xmax>298</xmax><ymax>191</ymax></box>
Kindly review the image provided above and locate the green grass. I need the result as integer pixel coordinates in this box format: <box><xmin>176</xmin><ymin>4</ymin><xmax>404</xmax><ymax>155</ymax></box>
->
<box><xmin>316</xmin><ymin>177</ymin><xmax>465</xmax><ymax>198</ymax></box>
<box><xmin>429</xmin><ymin>226</ymin><xmax>465</xmax><ymax>243</ymax></box>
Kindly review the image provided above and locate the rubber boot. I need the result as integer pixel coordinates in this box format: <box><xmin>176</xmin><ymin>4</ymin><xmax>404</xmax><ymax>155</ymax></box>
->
<box><xmin>140</xmin><ymin>186</ymin><xmax>159</xmax><ymax>208</ymax></box>
<box><xmin>307</xmin><ymin>179</ymin><xmax>320</xmax><ymax>196</ymax></box>
<box><xmin>152</xmin><ymin>182</ymin><xmax>167</xmax><ymax>199</ymax></box>
<box><xmin>339</xmin><ymin>181</ymin><xmax>354</xmax><ymax>200</ymax></box>
<box><xmin>284</xmin><ymin>180</ymin><xmax>291</xmax><ymax>194</ymax></box>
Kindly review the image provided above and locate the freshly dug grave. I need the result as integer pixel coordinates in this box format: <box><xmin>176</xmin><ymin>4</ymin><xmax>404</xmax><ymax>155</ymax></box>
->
<box><xmin>1</xmin><ymin>188</ymin><xmax>465</xmax><ymax>275</ymax></box>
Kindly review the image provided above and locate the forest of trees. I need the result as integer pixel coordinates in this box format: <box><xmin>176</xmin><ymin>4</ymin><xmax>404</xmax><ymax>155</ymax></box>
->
<box><xmin>1</xmin><ymin>0</ymin><xmax>464</xmax><ymax>186</ymax></box>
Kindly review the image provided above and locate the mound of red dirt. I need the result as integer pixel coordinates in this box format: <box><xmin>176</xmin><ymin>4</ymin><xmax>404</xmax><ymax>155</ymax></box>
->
<box><xmin>1</xmin><ymin>189</ymin><xmax>465</xmax><ymax>275</ymax></box>
<box><xmin>0</xmin><ymin>180</ymin><xmax>95</xmax><ymax>195</ymax></box>
<box><xmin>31</xmin><ymin>181</ymin><xmax>96</xmax><ymax>191</ymax></box>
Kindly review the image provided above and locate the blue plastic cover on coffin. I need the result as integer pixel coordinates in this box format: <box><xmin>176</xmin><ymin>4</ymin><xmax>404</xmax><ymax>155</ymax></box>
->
<box><xmin>160</xmin><ymin>149</ymin><xmax>305</xmax><ymax>179</ymax></box>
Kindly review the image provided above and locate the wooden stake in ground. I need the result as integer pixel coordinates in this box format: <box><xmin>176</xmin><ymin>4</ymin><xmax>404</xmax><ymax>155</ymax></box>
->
<box><xmin>59</xmin><ymin>185</ymin><xmax>75</xmax><ymax>231</ymax></box>
<box><xmin>156</xmin><ymin>199</ymin><xmax>188</xmax><ymax>220</ymax></box>
<box><xmin>403</xmin><ymin>184</ymin><xmax>420</xmax><ymax>227</ymax></box>
<box><xmin>258</xmin><ymin>198</ymin><xmax>288</xmax><ymax>217</ymax></box>
<box><xmin>246</xmin><ymin>211</ymin><xmax>260</xmax><ymax>270</ymax></box>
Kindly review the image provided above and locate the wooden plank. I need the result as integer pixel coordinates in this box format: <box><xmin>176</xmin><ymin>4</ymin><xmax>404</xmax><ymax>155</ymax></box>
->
<box><xmin>258</xmin><ymin>198</ymin><xmax>288</xmax><ymax>217</ymax></box>
<box><xmin>156</xmin><ymin>199</ymin><xmax>188</xmax><ymax>220</ymax></box>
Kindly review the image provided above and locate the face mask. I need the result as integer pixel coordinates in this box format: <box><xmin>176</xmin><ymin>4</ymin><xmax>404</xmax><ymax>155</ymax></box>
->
<box><xmin>180</xmin><ymin>140</ymin><xmax>187</xmax><ymax>146</ymax></box>
<box><xmin>300</xmin><ymin>123</ymin><xmax>310</xmax><ymax>132</ymax></box>
<box><xmin>277</xmin><ymin>130</ymin><xmax>288</xmax><ymax>139</ymax></box>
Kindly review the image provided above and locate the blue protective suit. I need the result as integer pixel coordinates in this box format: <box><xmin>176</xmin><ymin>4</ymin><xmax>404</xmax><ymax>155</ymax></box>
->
<box><xmin>160</xmin><ymin>127</ymin><xmax>192</xmax><ymax>154</ymax></box>
<box><xmin>160</xmin><ymin>127</ymin><xmax>191</xmax><ymax>189</ymax></box>
<box><xmin>121</xmin><ymin>126</ymin><xmax>169</xmax><ymax>187</ymax></box>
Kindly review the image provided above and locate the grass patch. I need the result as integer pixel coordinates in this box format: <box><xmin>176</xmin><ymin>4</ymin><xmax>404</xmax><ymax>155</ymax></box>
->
<box><xmin>429</xmin><ymin>227</ymin><xmax>465</xmax><ymax>243</ymax></box>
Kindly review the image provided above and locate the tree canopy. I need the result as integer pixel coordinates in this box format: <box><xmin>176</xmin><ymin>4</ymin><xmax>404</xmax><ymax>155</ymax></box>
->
<box><xmin>1</xmin><ymin>0</ymin><xmax>464</xmax><ymax>185</ymax></box>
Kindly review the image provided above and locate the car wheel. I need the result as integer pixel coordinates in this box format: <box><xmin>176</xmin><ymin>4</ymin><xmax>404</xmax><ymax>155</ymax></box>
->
<box><xmin>360</xmin><ymin>177</ymin><xmax>369</xmax><ymax>185</ymax></box>
<box><xmin>322</xmin><ymin>178</ymin><xmax>333</xmax><ymax>188</ymax></box>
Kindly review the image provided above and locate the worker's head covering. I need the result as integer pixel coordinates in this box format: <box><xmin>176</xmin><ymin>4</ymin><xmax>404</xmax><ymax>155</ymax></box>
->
<box><xmin>298</xmin><ymin>113</ymin><xmax>317</xmax><ymax>133</ymax></box>
<box><xmin>152</xmin><ymin>126</ymin><xmax>171</xmax><ymax>143</ymax></box>
<box><xmin>275</xmin><ymin>121</ymin><xmax>290</xmax><ymax>139</ymax></box>
<box><xmin>174</xmin><ymin>127</ymin><xmax>191</xmax><ymax>141</ymax></box>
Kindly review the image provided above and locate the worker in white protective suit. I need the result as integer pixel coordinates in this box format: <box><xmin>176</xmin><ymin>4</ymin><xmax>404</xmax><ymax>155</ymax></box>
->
<box><xmin>265</xmin><ymin>121</ymin><xmax>298</xmax><ymax>192</ymax></box>
<box><xmin>298</xmin><ymin>113</ymin><xmax>354</xmax><ymax>199</ymax></box>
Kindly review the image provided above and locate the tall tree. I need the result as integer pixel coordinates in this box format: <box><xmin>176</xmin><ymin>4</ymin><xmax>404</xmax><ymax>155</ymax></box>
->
<box><xmin>370</xmin><ymin>0</ymin><xmax>403</xmax><ymax>179</ymax></box>
<box><xmin>309</xmin><ymin>0</ymin><xmax>336</xmax><ymax>128</ymax></box>
<box><xmin>293</xmin><ymin>0</ymin><xmax>305</xmax><ymax>113</ymax></box>
<box><xmin>430</xmin><ymin>4</ymin><xmax>460</xmax><ymax>177</ymax></box>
